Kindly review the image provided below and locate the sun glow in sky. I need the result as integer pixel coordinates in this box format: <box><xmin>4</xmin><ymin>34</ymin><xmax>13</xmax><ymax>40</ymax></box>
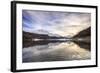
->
<box><xmin>22</xmin><ymin>10</ymin><xmax>91</xmax><ymax>37</ymax></box>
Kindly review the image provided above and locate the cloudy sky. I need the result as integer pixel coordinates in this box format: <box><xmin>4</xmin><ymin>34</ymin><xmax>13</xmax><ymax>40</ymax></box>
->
<box><xmin>22</xmin><ymin>10</ymin><xmax>91</xmax><ymax>37</ymax></box>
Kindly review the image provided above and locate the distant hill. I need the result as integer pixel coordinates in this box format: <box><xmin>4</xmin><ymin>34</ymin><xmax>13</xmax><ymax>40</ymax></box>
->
<box><xmin>23</xmin><ymin>31</ymin><xmax>68</xmax><ymax>48</ymax></box>
<box><xmin>73</xmin><ymin>27</ymin><xmax>91</xmax><ymax>38</ymax></box>
<box><xmin>23</xmin><ymin>31</ymin><xmax>68</xmax><ymax>42</ymax></box>
<box><xmin>73</xmin><ymin>27</ymin><xmax>91</xmax><ymax>43</ymax></box>
<box><xmin>24</xmin><ymin>31</ymin><xmax>66</xmax><ymax>38</ymax></box>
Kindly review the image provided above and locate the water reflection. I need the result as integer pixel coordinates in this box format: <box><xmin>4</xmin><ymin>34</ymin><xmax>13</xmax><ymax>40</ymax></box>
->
<box><xmin>22</xmin><ymin>41</ymin><xmax>91</xmax><ymax>63</ymax></box>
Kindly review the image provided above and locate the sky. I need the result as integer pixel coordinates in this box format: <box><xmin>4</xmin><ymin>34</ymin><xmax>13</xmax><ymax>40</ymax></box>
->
<box><xmin>22</xmin><ymin>10</ymin><xmax>91</xmax><ymax>37</ymax></box>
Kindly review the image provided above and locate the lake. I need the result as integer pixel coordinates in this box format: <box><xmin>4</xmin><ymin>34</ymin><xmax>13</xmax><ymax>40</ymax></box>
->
<box><xmin>22</xmin><ymin>41</ymin><xmax>91</xmax><ymax>63</ymax></box>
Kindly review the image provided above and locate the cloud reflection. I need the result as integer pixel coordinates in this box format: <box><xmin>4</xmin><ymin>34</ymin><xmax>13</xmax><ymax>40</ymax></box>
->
<box><xmin>23</xmin><ymin>42</ymin><xmax>90</xmax><ymax>62</ymax></box>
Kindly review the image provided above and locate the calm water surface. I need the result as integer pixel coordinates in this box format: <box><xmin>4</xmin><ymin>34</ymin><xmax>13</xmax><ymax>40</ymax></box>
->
<box><xmin>22</xmin><ymin>41</ymin><xmax>91</xmax><ymax>63</ymax></box>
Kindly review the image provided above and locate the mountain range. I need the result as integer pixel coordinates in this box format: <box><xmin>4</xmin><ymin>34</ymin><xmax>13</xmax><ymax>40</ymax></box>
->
<box><xmin>23</xmin><ymin>27</ymin><xmax>91</xmax><ymax>48</ymax></box>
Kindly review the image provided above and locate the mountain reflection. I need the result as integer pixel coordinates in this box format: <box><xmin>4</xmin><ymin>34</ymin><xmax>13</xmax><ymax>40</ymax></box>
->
<box><xmin>23</xmin><ymin>41</ymin><xmax>91</xmax><ymax>63</ymax></box>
